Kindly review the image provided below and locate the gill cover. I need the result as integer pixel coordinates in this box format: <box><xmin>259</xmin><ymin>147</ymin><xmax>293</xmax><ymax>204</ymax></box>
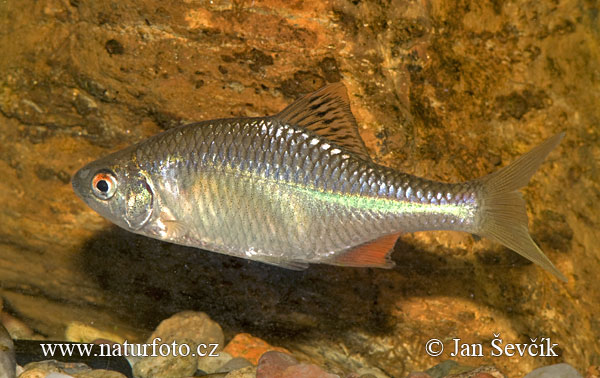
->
<box><xmin>124</xmin><ymin>177</ymin><xmax>154</xmax><ymax>230</ymax></box>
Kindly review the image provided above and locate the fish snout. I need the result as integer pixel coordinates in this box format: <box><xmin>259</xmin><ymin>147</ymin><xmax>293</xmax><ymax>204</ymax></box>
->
<box><xmin>71</xmin><ymin>167</ymin><xmax>91</xmax><ymax>200</ymax></box>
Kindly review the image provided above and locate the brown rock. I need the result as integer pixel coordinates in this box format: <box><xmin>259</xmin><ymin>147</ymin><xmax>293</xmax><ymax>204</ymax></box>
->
<box><xmin>280</xmin><ymin>363</ymin><xmax>340</xmax><ymax>378</ymax></box>
<box><xmin>147</xmin><ymin>311</ymin><xmax>224</xmax><ymax>348</ymax></box>
<box><xmin>133</xmin><ymin>351</ymin><xmax>196</xmax><ymax>378</ymax></box>
<box><xmin>65</xmin><ymin>322</ymin><xmax>125</xmax><ymax>344</ymax></box>
<box><xmin>74</xmin><ymin>370</ymin><xmax>127</xmax><ymax>378</ymax></box>
<box><xmin>197</xmin><ymin>351</ymin><xmax>233</xmax><ymax>374</ymax></box>
<box><xmin>216</xmin><ymin>357</ymin><xmax>253</xmax><ymax>373</ymax></box>
<box><xmin>1</xmin><ymin>313</ymin><xmax>37</xmax><ymax>340</ymax></box>
<box><xmin>257</xmin><ymin>351</ymin><xmax>298</xmax><ymax>378</ymax></box>
<box><xmin>446</xmin><ymin>365</ymin><xmax>506</xmax><ymax>378</ymax></box>
<box><xmin>224</xmin><ymin>366</ymin><xmax>257</xmax><ymax>378</ymax></box>
<box><xmin>17</xmin><ymin>369</ymin><xmax>49</xmax><ymax>378</ymax></box>
<box><xmin>0</xmin><ymin>0</ymin><xmax>598</xmax><ymax>377</ymax></box>
<box><xmin>20</xmin><ymin>360</ymin><xmax>92</xmax><ymax>376</ymax></box>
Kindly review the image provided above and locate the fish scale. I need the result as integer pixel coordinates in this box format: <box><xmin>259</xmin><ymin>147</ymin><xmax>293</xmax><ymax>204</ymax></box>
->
<box><xmin>130</xmin><ymin>116</ymin><xmax>476</xmax><ymax>257</ymax></box>
<box><xmin>72</xmin><ymin>83</ymin><xmax>567</xmax><ymax>281</ymax></box>
<box><xmin>147</xmin><ymin>118</ymin><xmax>483</xmax><ymax>253</ymax></box>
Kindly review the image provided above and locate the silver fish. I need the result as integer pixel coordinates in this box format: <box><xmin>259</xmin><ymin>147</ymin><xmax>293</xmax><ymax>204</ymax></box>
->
<box><xmin>72</xmin><ymin>83</ymin><xmax>566</xmax><ymax>281</ymax></box>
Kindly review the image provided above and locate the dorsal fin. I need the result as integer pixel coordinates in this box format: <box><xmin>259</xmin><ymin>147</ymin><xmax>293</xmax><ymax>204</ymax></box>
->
<box><xmin>274</xmin><ymin>83</ymin><xmax>372</xmax><ymax>160</ymax></box>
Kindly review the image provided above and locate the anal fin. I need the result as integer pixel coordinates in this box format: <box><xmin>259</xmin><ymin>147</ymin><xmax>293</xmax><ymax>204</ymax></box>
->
<box><xmin>331</xmin><ymin>233</ymin><xmax>400</xmax><ymax>268</ymax></box>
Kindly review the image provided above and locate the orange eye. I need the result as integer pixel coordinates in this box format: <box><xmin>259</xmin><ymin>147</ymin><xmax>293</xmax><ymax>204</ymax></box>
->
<box><xmin>91</xmin><ymin>171</ymin><xmax>117</xmax><ymax>200</ymax></box>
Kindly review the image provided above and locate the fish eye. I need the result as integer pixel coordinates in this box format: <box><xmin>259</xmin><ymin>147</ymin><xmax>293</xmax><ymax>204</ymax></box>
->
<box><xmin>91</xmin><ymin>171</ymin><xmax>117</xmax><ymax>200</ymax></box>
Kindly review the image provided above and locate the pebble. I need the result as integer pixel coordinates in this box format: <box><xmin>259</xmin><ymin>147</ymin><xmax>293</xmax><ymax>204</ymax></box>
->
<box><xmin>0</xmin><ymin>322</ymin><xmax>16</xmax><ymax>378</ymax></box>
<box><xmin>19</xmin><ymin>361</ymin><xmax>95</xmax><ymax>378</ymax></box>
<box><xmin>413</xmin><ymin>361</ymin><xmax>507</xmax><ymax>378</ymax></box>
<box><xmin>256</xmin><ymin>351</ymin><xmax>298</xmax><ymax>377</ymax></box>
<box><xmin>17</xmin><ymin>368</ymin><xmax>49</xmax><ymax>378</ymax></box>
<box><xmin>215</xmin><ymin>357</ymin><xmax>252</xmax><ymax>373</ymax></box>
<box><xmin>448</xmin><ymin>366</ymin><xmax>506</xmax><ymax>378</ymax></box>
<box><xmin>255</xmin><ymin>350</ymin><xmax>339</xmax><ymax>378</ymax></box>
<box><xmin>278</xmin><ymin>363</ymin><xmax>340</xmax><ymax>378</ymax></box>
<box><xmin>147</xmin><ymin>311</ymin><xmax>224</xmax><ymax>348</ymax></box>
<box><xmin>524</xmin><ymin>363</ymin><xmax>583</xmax><ymax>378</ymax></box>
<box><xmin>223</xmin><ymin>333</ymin><xmax>289</xmax><ymax>365</ymax></box>
<box><xmin>132</xmin><ymin>348</ymin><xmax>197</xmax><ymax>378</ymax></box>
<box><xmin>197</xmin><ymin>351</ymin><xmax>232</xmax><ymax>374</ymax></box>
<box><xmin>224</xmin><ymin>366</ymin><xmax>257</xmax><ymax>378</ymax></box>
<box><xmin>1</xmin><ymin>313</ymin><xmax>37</xmax><ymax>340</ymax></box>
<box><xmin>19</xmin><ymin>373</ymin><xmax>75</xmax><ymax>378</ymax></box>
<box><xmin>131</xmin><ymin>311</ymin><xmax>225</xmax><ymax>378</ymax></box>
<box><xmin>73</xmin><ymin>370</ymin><xmax>127</xmax><ymax>378</ymax></box>
<box><xmin>425</xmin><ymin>361</ymin><xmax>473</xmax><ymax>377</ymax></box>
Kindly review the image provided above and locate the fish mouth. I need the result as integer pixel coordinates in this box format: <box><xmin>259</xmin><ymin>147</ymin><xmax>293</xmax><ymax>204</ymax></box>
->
<box><xmin>71</xmin><ymin>167</ymin><xmax>91</xmax><ymax>200</ymax></box>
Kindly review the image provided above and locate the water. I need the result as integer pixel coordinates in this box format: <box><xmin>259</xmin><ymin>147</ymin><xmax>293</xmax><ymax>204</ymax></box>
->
<box><xmin>0</xmin><ymin>0</ymin><xmax>598</xmax><ymax>376</ymax></box>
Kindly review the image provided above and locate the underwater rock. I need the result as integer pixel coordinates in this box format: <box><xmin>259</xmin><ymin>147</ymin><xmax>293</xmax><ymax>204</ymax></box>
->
<box><xmin>223</xmin><ymin>334</ymin><xmax>289</xmax><ymax>365</ymax></box>
<box><xmin>142</xmin><ymin>311</ymin><xmax>224</xmax><ymax>376</ymax></box>
<box><xmin>197</xmin><ymin>351</ymin><xmax>232</xmax><ymax>374</ymax></box>
<box><xmin>0</xmin><ymin>313</ymin><xmax>37</xmax><ymax>340</ymax></box>
<box><xmin>276</xmin><ymin>363</ymin><xmax>340</xmax><ymax>378</ymax></box>
<box><xmin>65</xmin><ymin>322</ymin><xmax>125</xmax><ymax>344</ymax></box>
<box><xmin>425</xmin><ymin>360</ymin><xmax>474</xmax><ymax>377</ymax></box>
<box><xmin>0</xmin><ymin>0</ymin><xmax>599</xmax><ymax>376</ymax></box>
<box><xmin>132</xmin><ymin>349</ymin><xmax>196</xmax><ymax>378</ymax></box>
<box><xmin>20</xmin><ymin>361</ymin><xmax>91</xmax><ymax>376</ymax></box>
<box><xmin>256</xmin><ymin>350</ymin><xmax>339</xmax><ymax>378</ymax></box>
<box><xmin>147</xmin><ymin>311</ymin><xmax>224</xmax><ymax>347</ymax></box>
<box><xmin>406</xmin><ymin>373</ymin><xmax>432</xmax><ymax>378</ymax></box>
<box><xmin>354</xmin><ymin>367</ymin><xmax>390</xmax><ymax>378</ymax></box>
<box><xmin>215</xmin><ymin>357</ymin><xmax>252</xmax><ymax>373</ymax></box>
<box><xmin>45</xmin><ymin>373</ymin><xmax>76</xmax><ymax>378</ymax></box>
<box><xmin>445</xmin><ymin>366</ymin><xmax>506</xmax><ymax>377</ymax></box>
<box><xmin>523</xmin><ymin>363</ymin><xmax>583</xmax><ymax>378</ymax></box>
<box><xmin>256</xmin><ymin>351</ymin><xmax>298</xmax><ymax>378</ymax></box>
<box><xmin>223</xmin><ymin>366</ymin><xmax>257</xmax><ymax>378</ymax></box>
<box><xmin>420</xmin><ymin>360</ymin><xmax>506</xmax><ymax>378</ymax></box>
<box><xmin>18</xmin><ymin>368</ymin><xmax>51</xmax><ymax>378</ymax></box>
<box><xmin>72</xmin><ymin>370</ymin><xmax>127</xmax><ymax>378</ymax></box>
<box><xmin>0</xmin><ymin>322</ymin><xmax>16</xmax><ymax>378</ymax></box>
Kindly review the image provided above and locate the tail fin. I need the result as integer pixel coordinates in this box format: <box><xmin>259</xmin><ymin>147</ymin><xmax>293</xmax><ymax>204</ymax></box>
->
<box><xmin>477</xmin><ymin>132</ymin><xmax>567</xmax><ymax>282</ymax></box>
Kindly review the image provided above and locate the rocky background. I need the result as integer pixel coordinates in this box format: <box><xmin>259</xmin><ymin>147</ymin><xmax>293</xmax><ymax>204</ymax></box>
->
<box><xmin>0</xmin><ymin>0</ymin><xmax>599</xmax><ymax>377</ymax></box>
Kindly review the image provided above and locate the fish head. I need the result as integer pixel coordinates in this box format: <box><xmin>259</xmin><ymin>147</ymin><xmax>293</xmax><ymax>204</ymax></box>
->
<box><xmin>72</xmin><ymin>150</ymin><xmax>155</xmax><ymax>232</ymax></box>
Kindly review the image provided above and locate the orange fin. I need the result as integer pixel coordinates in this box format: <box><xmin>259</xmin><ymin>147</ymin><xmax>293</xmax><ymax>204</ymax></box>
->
<box><xmin>331</xmin><ymin>233</ymin><xmax>400</xmax><ymax>268</ymax></box>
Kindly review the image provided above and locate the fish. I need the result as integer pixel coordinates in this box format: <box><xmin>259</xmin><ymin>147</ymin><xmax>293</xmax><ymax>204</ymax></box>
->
<box><xmin>72</xmin><ymin>83</ymin><xmax>567</xmax><ymax>281</ymax></box>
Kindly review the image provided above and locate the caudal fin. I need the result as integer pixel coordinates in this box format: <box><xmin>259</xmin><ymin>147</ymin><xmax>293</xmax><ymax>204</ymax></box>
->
<box><xmin>477</xmin><ymin>132</ymin><xmax>567</xmax><ymax>282</ymax></box>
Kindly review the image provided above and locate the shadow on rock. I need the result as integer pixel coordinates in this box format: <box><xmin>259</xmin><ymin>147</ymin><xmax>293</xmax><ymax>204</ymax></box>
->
<box><xmin>78</xmin><ymin>226</ymin><xmax>518</xmax><ymax>343</ymax></box>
